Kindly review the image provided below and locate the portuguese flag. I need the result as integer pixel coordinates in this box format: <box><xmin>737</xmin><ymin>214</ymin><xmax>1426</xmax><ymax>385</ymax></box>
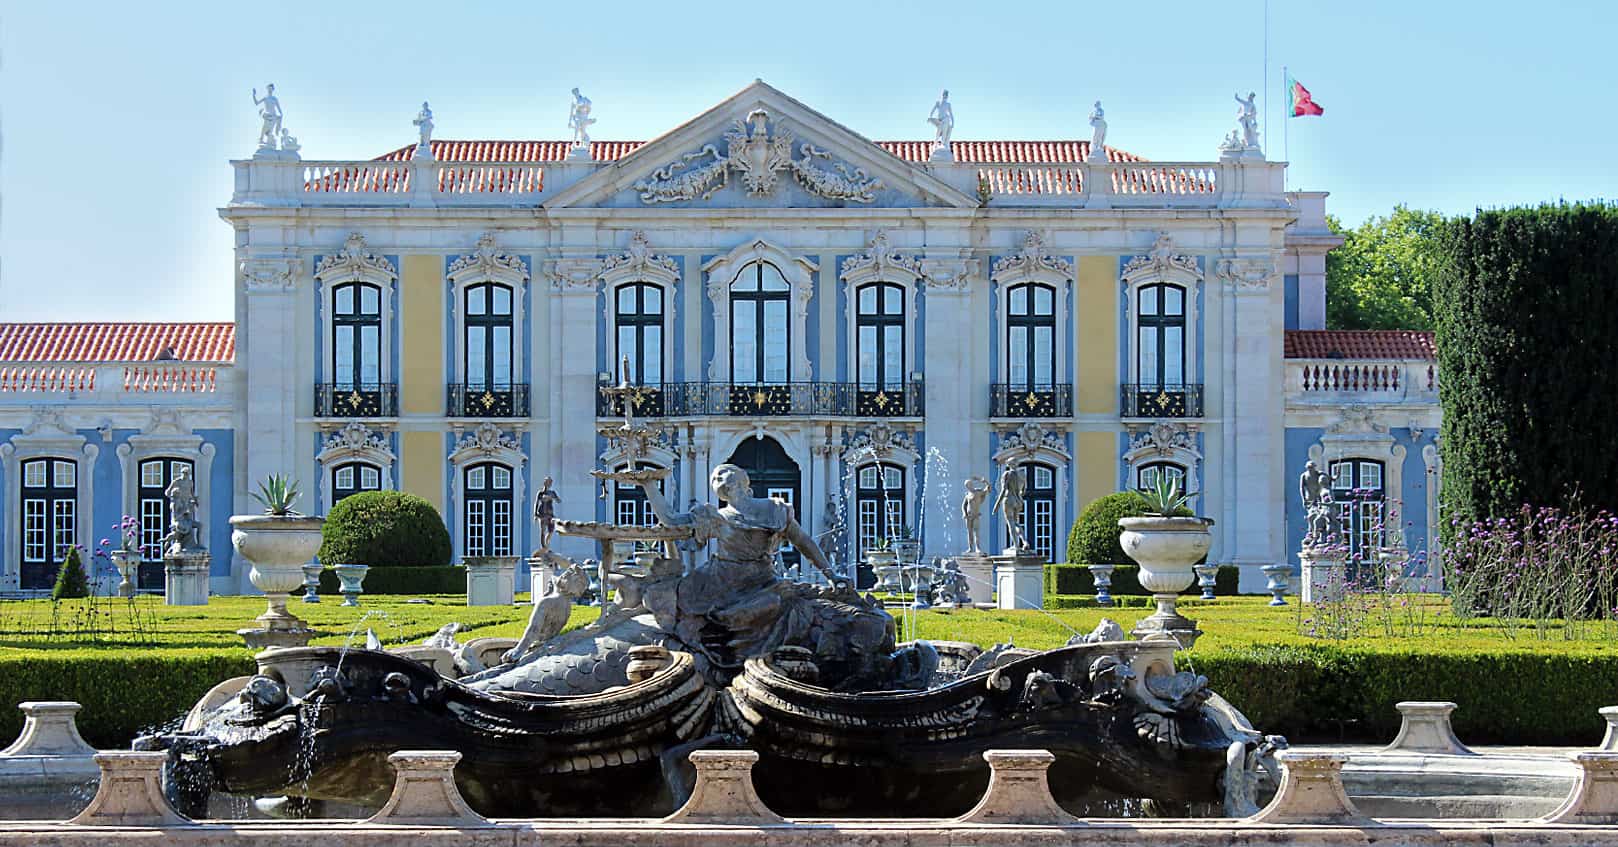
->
<box><xmin>1288</xmin><ymin>74</ymin><xmax>1324</xmax><ymax>117</ymax></box>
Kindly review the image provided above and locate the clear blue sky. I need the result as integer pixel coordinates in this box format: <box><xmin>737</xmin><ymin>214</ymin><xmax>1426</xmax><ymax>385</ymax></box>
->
<box><xmin>3</xmin><ymin>0</ymin><xmax>1614</xmax><ymax>322</ymax></box>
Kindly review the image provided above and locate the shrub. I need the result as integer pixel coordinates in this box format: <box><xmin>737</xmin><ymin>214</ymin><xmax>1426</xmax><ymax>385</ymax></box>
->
<box><xmin>1066</xmin><ymin>492</ymin><xmax>1150</xmax><ymax>565</ymax></box>
<box><xmin>319</xmin><ymin>491</ymin><xmax>451</xmax><ymax>568</ymax></box>
<box><xmin>315</xmin><ymin>566</ymin><xmax>465</xmax><ymax>595</ymax></box>
<box><xmin>51</xmin><ymin>548</ymin><xmax>90</xmax><ymax>601</ymax></box>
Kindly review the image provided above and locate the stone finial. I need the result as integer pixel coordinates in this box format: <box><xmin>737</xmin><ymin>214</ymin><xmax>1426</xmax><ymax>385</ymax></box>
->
<box><xmin>1599</xmin><ymin>706</ymin><xmax>1618</xmax><ymax>752</ymax></box>
<box><xmin>1246</xmin><ymin>751</ymin><xmax>1365</xmax><ymax>825</ymax></box>
<box><xmin>663</xmin><ymin>750</ymin><xmax>784</xmax><ymax>825</ymax></box>
<box><xmin>2</xmin><ymin>701</ymin><xmax>97</xmax><ymax>758</ymax></box>
<box><xmin>365</xmin><ymin>750</ymin><xmax>489</xmax><ymax>826</ymax></box>
<box><xmin>1383</xmin><ymin>701</ymin><xmax>1475</xmax><ymax>755</ymax></box>
<box><xmin>68</xmin><ymin>752</ymin><xmax>190</xmax><ymax>826</ymax></box>
<box><xmin>956</xmin><ymin>749</ymin><xmax>1078</xmax><ymax>825</ymax></box>
<box><xmin>1544</xmin><ymin>752</ymin><xmax>1618</xmax><ymax>825</ymax></box>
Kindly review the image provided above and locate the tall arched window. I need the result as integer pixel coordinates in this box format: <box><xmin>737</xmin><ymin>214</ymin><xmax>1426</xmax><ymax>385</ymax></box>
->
<box><xmin>333</xmin><ymin>282</ymin><xmax>382</xmax><ymax>391</ymax></box>
<box><xmin>613</xmin><ymin>462</ymin><xmax>664</xmax><ymax>528</ymax></box>
<box><xmin>615</xmin><ymin>283</ymin><xmax>664</xmax><ymax>385</ymax></box>
<box><xmin>1331</xmin><ymin>459</ymin><xmax>1385</xmax><ymax>560</ymax></box>
<box><xmin>1137</xmin><ymin>283</ymin><xmax>1186</xmax><ymax>390</ymax></box>
<box><xmin>856</xmin><ymin>283</ymin><xmax>904</xmax><ymax>392</ymax></box>
<box><xmin>465</xmin><ymin>283</ymin><xmax>514</xmax><ymax>393</ymax></box>
<box><xmin>731</xmin><ymin>261</ymin><xmax>790</xmax><ymax>384</ymax></box>
<box><xmin>1136</xmin><ymin>461</ymin><xmax>1187</xmax><ymax>495</ymax></box>
<box><xmin>464</xmin><ymin>462</ymin><xmax>514</xmax><ymax>557</ymax></box>
<box><xmin>137</xmin><ymin>457</ymin><xmax>195</xmax><ymax>590</ymax></box>
<box><xmin>1007</xmin><ymin>283</ymin><xmax>1055</xmax><ymax>390</ymax></box>
<box><xmin>1021</xmin><ymin>462</ymin><xmax>1058</xmax><ymax>561</ymax></box>
<box><xmin>855</xmin><ymin>462</ymin><xmax>906</xmax><ymax>559</ymax></box>
<box><xmin>19</xmin><ymin>458</ymin><xmax>76</xmax><ymax>591</ymax></box>
<box><xmin>333</xmin><ymin>461</ymin><xmax>382</xmax><ymax>504</ymax></box>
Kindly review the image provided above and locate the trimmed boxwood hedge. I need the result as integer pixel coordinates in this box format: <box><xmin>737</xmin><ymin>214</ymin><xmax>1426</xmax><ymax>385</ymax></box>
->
<box><xmin>313</xmin><ymin>566</ymin><xmax>465</xmax><ymax>596</ymax></box>
<box><xmin>1044</xmin><ymin>563</ymin><xmax>1240</xmax><ymax>596</ymax></box>
<box><xmin>318</xmin><ymin>491</ymin><xmax>452</xmax><ymax>568</ymax></box>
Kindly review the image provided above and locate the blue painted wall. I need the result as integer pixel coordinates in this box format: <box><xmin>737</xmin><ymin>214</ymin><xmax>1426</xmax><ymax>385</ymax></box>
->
<box><xmin>1283</xmin><ymin>425</ymin><xmax>1436</xmax><ymax>573</ymax></box>
<box><xmin>1284</xmin><ymin>274</ymin><xmax>1300</xmax><ymax>331</ymax></box>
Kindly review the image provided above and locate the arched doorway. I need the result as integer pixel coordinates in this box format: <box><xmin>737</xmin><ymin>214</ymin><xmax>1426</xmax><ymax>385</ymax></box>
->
<box><xmin>723</xmin><ymin>436</ymin><xmax>802</xmax><ymax>568</ymax></box>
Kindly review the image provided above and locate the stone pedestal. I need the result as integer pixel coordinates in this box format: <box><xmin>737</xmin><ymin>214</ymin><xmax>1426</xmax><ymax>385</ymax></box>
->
<box><xmin>162</xmin><ymin>551</ymin><xmax>210</xmax><ymax>606</ymax></box>
<box><xmin>1600</xmin><ymin>706</ymin><xmax>1618</xmax><ymax>752</ymax></box>
<box><xmin>1248</xmin><ymin>751</ymin><xmax>1365</xmax><ymax>824</ymax></box>
<box><xmin>1301</xmin><ymin>545</ymin><xmax>1348</xmax><ymax>604</ymax></box>
<box><xmin>526</xmin><ymin>556</ymin><xmax>554</xmax><ymax>601</ymax></box>
<box><xmin>993</xmin><ymin>552</ymin><xmax>1045</xmax><ymax>610</ymax></box>
<box><xmin>366</xmin><ymin>750</ymin><xmax>488</xmax><ymax>826</ymax></box>
<box><xmin>956</xmin><ymin>749</ymin><xmax>1076</xmax><ymax>825</ymax></box>
<box><xmin>2</xmin><ymin>701</ymin><xmax>97</xmax><ymax>757</ymax></box>
<box><xmin>663</xmin><ymin>750</ymin><xmax>783</xmax><ymax>825</ymax></box>
<box><xmin>466</xmin><ymin>556</ymin><xmax>517</xmax><ymax>606</ymax></box>
<box><xmin>68</xmin><ymin>751</ymin><xmax>189</xmax><ymax>827</ymax></box>
<box><xmin>1384</xmin><ymin>701</ymin><xmax>1475</xmax><ymax>755</ymax></box>
<box><xmin>956</xmin><ymin>554</ymin><xmax>995</xmax><ymax>606</ymax></box>
<box><xmin>1545</xmin><ymin>752</ymin><xmax>1618</xmax><ymax>825</ymax></box>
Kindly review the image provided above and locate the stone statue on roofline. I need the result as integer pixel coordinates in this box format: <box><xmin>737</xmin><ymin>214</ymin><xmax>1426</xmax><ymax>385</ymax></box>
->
<box><xmin>1088</xmin><ymin>101</ymin><xmax>1107</xmax><ymax>163</ymax></box>
<box><xmin>252</xmin><ymin>84</ymin><xmax>283</xmax><ymax>152</ymax></box>
<box><xmin>1235</xmin><ymin>91</ymin><xmax>1259</xmax><ymax>148</ymax></box>
<box><xmin>413</xmin><ymin>101</ymin><xmax>434</xmax><ymax>157</ymax></box>
<box><xmin>927</xmin><ymin>90</ymin><xmax>954</xmax><ymax>161</ymax></box>
<box><xmin>568</xmin><ymin>88</ymin><xmax>595</xmax><ymax>159</ymax></box>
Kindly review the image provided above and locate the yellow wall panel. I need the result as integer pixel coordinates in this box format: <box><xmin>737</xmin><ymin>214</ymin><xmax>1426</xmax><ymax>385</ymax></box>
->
<box><xmin>1075</xmin><ymin>256</ymin><xmax>1118</xmax><ymax>414</ymax></box>
<box><xmin>1074</xmin><ymin>430</ymin><xmax>1120</xmax><ymax>507</ymax></box>
<box><xmin>399</xmin><ymin>254</ymin><xmax>443</xmax><ymax>415</ymax></box>
<box><xmin>399</xmin><ymin>431</ymin><xmax>444</xmax><ymax>514</ymax></box>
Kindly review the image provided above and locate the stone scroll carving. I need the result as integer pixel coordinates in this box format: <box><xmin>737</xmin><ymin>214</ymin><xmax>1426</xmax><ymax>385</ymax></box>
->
<box><xmin>634</xmin><ymin>109</ymin><xmax>883</xmax><ymax>204</ymax></box>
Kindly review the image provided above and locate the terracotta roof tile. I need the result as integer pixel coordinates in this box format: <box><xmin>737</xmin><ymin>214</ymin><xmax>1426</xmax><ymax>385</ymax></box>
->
<box><xmin>1285</xmin><ymin>330</ymin><xmax>1435</xmax><ymax>361</ymax></box>
<box><xmin>0</xmin><ymin>323</ymin><xmax>235</xmax><ymax>363</ymax></box>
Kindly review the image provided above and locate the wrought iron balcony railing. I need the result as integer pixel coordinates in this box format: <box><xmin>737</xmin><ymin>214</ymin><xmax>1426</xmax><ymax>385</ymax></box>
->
<box><xmin>447</xmin><ymin>383</ymin><xmax>530</xmax><ymax>418</ymax></box>
<box><xmin>1120</xmin><ymin>383</ymin><xmax>1204</xmax><ymax>418</ymax></box>
<box><xmin>597</xmin><ymin>380</ymin><xmax>924</xmax><ymax>418</ymax></box>
<box><xmin>314</xmin><ymin>383</ymin><xmax>398</xmax><ymax>417</ymax></box>
<box><xmin>989</xmin><ymin>383</ymin><xmax>1074</xmax><ymax>418</ymax></box>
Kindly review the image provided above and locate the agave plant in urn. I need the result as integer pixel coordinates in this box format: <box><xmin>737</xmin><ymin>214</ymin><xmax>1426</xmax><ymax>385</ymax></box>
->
<box><xmin>231</xmin><ymin>475</ymin><xmax>325</xmax><ymax>649</ymax></box>
<box><xmin>1119</xmin><ymin>476</ymin><xmax>1213</xmax><ymax>648</ymax></box>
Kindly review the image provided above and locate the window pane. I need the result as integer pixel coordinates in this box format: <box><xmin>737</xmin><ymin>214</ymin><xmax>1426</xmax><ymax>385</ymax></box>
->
<box><xmin>1165</xmin><ymin>286</ymin><xmax>1184</xmax><ymax>316</ymax></box>
<box><xmin>1331</xmin><ymin>463</ymin><xmax>1352</xmax><ymax>490</ymax></box>
<box><xmin>884</xmin><ymin>466</ymin><xmax>903</xmax><ymax>489</ymax></box>
<box><xmin>1139</xmin><ymin>287</ymin><xmax>1159</xmax><ymax>317</ymax></box>
<box><xmin>467</xmin><ymin>288</ymin><xmax>486</xmax><ymax>316</ymax></box>
<box><xmin>24</xmin><ymin>461</ymin><xmax>46</xmax><ymax>488</ymax></box>
<box><xmin>492</xmin><ymin>327</ymin><xmax>512</xmax><ymax>384</ymax></box>
<box><xmin>466</xmin><ymin>327</ymin><xmax>487</xmax><ymax>387</ymax></box>
<box><xmin>732</xmin><ymin>301</ymin><xmax>756</xmax><ymax>383</ymax></box>
<box><xmin>1009</xmin><ymin>327</ymin><xmax>1028</xmax><ymax>386</ymax></box>
<box><xmin>1033</xmin><ymin>285</ymin><xmax>1053</xmax><ymax>316</ymax></box>
<box><xmin>492</xmin><ymin>466</ymin><xmax>511</xmax><ymax>489</ymax></box>
<box><xmin>336</xmin><ymin>285</ymin><xmax>354</xmax><ymax>315</ymax></box>
<box><xmin>54</xmin><ymin>462</ymin><xmax>75</xmax><ymax>488</ymax></box>
<box><xmin>466</xmin><ymin>501</ymin><xmax>486</xmax><ymax>557</ymax></box>
<box><xmin>883</xmin><ymin>325</ymin><xmax>903</xmax><ymax>384</ymax></box>
<box><xmin>335</xmin><ymin>325</ymin><xmax>354</xmax><ymax>384</ymax></box>
<box><xmin>492</xmin><ymin>286</ymin><xmax>512</xmax><ymax>315</ymax></box>
<box><xmin>763</xmin><ymin>300</ymin><xmax>788</xmax><ymax>382</ymax></box>
<box><xmin>858</xmin><ymin>325</ymin><xmax>876</xmax><ymax>385</ymax></box>
<box><xmin>884</xmin><ymin>285</ymin><xmax>903</xmax><ymax>315</ymax></box>
<box><xmin>361</xmin><ymin>466</ymin><xmax>380</xmax><ymax>489</ymax></box>
<box><xmin>360</xmin><ymin>285</ymin><xmax>380</xmax><ymax>315</ymax></box>
<box><xmin>1034</xmin><ymin>327</ymin><xmax>1053</xmax><ymax>385</ymax></box>
<box><xmin>643</xmin><ymin>326</ymin><xmax>662</xmax><ymax>384</ymax></box>
<box><xmin>1010</xmin><ymin>286</ymin><xmax>1028</xmax><ymax>316</ymax></box>
<box><xmin>858</xmin><ymin>500</ymin><xmax>878</xmax><ymax>551</ymax></box>
<box><xmin>1138</xmin><ymin>327</ymin><xmax>1158</xmax><ymax>387</ymax></box>
<box><xmin>1034</xmin><ymin>466</ymin><xmax>1053</xmax><ymax>489</ymax></box>
<box><xmin>1360</xmin><ymin>462</ymin><xmax>1383</xmax><ymax>491</ymax></box>
<box><xmin>759</xmin><ymin>262</ymin><xmax>788</xmax><ymax>292</ymax></box>
<box><xmin>140</xmin><ymin>461</ymin><xmax>164</xmax><ymax>488</ymax></box>
<box><xmin>859</xmin><ymin>286</ymin><xmax>877</xmax><ymax>315</ymax></box>
<box><xmin>859</xmin><ymin>467</ymin><xmax>877</xmax><ymax>488</ymax></box>
<box><xmin>618</xmin><ymin>286</ymin><xmax>635</xmax><ymax>314</ymax></box>
<box><xmin>1165</xmin><ymin>327</ymin><xmax>1183</xmax><ymax>384</ymax></box>
<box><xmin>335</xmin><ymin>466</ymin><xmax>354</xmax><ymax>488</ymax></box>
<box><xmin>23</xmin><ymin>500</ymin><xmax>45</xmax><ymax>561</ymax></box>
<box><xmin>172</xmin><ymin>460</ymin><xmax>191</xmax><ymax>479</ymax></box>
<box><xmin>618</xmin><ymin>327</ymin><xmax>637</xmax><ymax>380</ymax></box>
<box><xmin>644</xmin><ymin>285</ymin><xmax>661</xmax><ymax>315</ymax></box>
<box><xmin>360</xmin><ymin>325</ymin><xmax>380</xmax><ymax>384</ymax></box>
<box><xmin>468</xmin><ymin>467</ymin><xmax>486</xmax><ymax>489</ymax></box>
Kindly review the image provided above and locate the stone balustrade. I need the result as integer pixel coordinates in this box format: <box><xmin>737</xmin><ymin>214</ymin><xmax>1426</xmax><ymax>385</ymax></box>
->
<box><xmin>0</xmin><ymin>363</ymin><xmax>234</xmax><ymax>400</ymax></box>
<box><xmin>1286</xmin><ymin>359</ymin><xmax>1438</xmax><ymax>402</ymax></box>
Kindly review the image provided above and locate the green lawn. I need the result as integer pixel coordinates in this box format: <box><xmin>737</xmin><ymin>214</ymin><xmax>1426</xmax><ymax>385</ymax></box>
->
<box><xmin>2</xmin><ymin>594</ymin><xmax>1615</xmax><ymax>748</ymax></box>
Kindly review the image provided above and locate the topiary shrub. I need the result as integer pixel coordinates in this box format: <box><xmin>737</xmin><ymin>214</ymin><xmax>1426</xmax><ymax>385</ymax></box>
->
<box><xmin>51</xmin><ymin>548</ymin><xmax>90</xmax><ymax>601</ymax></box>
<box><xmin>1066</xmin><ymin>491</ymin><xmax>1150</xmax><ymax>565</ymax></box>
<box><xmin>319</xmin><ymin>491</ymin><xmax>452</xmax><ymax>568</ymax></box>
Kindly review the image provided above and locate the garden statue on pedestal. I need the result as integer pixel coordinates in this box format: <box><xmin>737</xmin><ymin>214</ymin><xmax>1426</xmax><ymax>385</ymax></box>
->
<box><xmin>1297</xmin><ymin>461</ymin><xmax>1348</xmax><ymax>604</ymax></box>
<box><xmin>161</xmin><ymin>466</ymin><xmax>210</xmax><ymax>606</ymax></box>
<box><xmin>993</xmin><ymin>464</ymin><xmax>1029</xmax><ymax>554</ymax></box>
<box><xmin>1298</xmin><ymin>461</ymin><xmax>1336</xmax><ymax>548</ymax></box>
<box><xmin>534</xmin><ymin>475</ymin><xmax>561</xmax><ymax>550</ymax></box>
<box><xmin>962</xmin><ymin>475</ymin><xmax>989</xmax><ymax>555</ymax></box>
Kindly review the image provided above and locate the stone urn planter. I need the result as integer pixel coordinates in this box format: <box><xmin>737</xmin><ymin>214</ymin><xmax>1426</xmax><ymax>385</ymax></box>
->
<box><xmin>891</xmin><ymin>538</ymin><xmax>922</xmax><ymax>568</ymax></box>
<box><xmin>230</xmin><ymin>514</ymin><xmax>325</xmax><ymax>649</ymax></box>
<box><xmin>333</xmin><ymin>564</ymin><xmax>370</xmax><ymax>607</ymax></box>
<box><xmin>1118</xmin><ymin>515</ymin><xmax>1214</xmax><ymax>647</ymax></box>
<box><xmin>109</xmin><ymin>549</ymin><xmax>140</xmax><ymax>599</ymax></box>
<box><xmin>300</xmin><ymin>563</ymin><xmax>324</xmax><ymax>604</ymax></box>
<box><xmin>865</xmin><ymin>547</ymin><xmax>901</xmax><ymax>593</ymax></box>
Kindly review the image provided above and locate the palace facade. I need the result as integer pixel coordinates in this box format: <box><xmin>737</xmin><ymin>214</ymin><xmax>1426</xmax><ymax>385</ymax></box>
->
<box><xmin>0</xmin><ymin>81</ymin><xmax>1440</xmax><ymax>596</ymax></box>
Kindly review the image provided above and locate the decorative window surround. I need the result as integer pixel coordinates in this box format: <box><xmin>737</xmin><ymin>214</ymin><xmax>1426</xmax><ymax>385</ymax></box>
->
<box><xmin>601</xmin><ymin>231</ymin><xmax>680</xmax><ymax>382</ymax></box>
<box><xmin>838</xmin><ymin>423</ymin><xmax>919</xmax><ymax>538</ymax></box>
<box><xmin>447</xmin><ymin>233</ymin><xmax>530</xmax><ymax>387</ymax></box>
<box><xmin>447</xmin><ymin>423</ymin><xmax>527</xmax><ymax>563</ymax></box>
<box><xmin>316</xmin><ymin>422</ymin><xmax>396</xmax><ymax>510</ymax></box>
<box><xmin>841</xmin><ymin>231</ymin><xmax>922</xmax><ymax>392</ymax></box>
<box><xmin>314</xmin><ymin>233</ymin><xmax>398</xmax><ymax>387</ymax></box>
<box><xmin>116</xmin><ymin>408</ymin><xmax>215</xmax><ymax>553</ymax></box>
<box><xmin>991</xmin><ymin>232</ymin><xmax>1073</xmax><ymax>389</ymax></box>
<box><xmin>1</xmin><ymin>408</ymin><xmax>97</xmax><ymax>591</ymax></box>
<box><xmin>1124</xmin><ymin>421</ymin><xmax>1202</xmax><ymax>505</ymax></box>
<box><xmin>703</xmin><ymin>240</ymin><xmax>818</xmax><ymax>382</ymax></box>
<box><xmin>1308</xmin><ymin>405</ymin><xmax>1407</xmax><ymax>548</ymax></box>
<box><xmin>1122</xmin><ymin>233</ymin><xmax>1203</xmax><ymax>401</ymax></box>
<box><xmin>991</xmin><ymin>421</ymin><xmax>1072</xmax><ymax>559</ymax></box>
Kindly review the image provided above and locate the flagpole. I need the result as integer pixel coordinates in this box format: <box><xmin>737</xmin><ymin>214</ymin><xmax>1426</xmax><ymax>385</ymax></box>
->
<box><xmin>1283</xmin><ymin>64</ymin><xmax>1290</xmax><ymax>192</ymax></box>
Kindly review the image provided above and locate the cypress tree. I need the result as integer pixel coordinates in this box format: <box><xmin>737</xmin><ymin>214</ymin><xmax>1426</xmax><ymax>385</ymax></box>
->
<box><xmin>51</xmin><ymin>547</ymin><xmax>91</xmax><ymax>601</ymax></box>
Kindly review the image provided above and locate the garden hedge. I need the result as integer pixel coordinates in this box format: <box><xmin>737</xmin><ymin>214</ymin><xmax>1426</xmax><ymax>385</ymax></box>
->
<box><xmin>1044</xmin><ymin>564</ymin><xmax>1240</xmax><ymax>596</ymax></box>
<box><xmin>318</xmin><ymin>491</ymin><xmax>452</xmax><ymax>568</ymax></box>
<box><xmin>313</xmin><ymin>566</ymin><xmax>466</xmax><ymax>596</ymax></box>
<box><xmin>5</xmin><ymin>640</ymin><xmax>1614</xmax><ymax>748</ymax></box>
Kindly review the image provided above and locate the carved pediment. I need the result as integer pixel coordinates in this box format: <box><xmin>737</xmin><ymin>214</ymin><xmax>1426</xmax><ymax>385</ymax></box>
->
<box><xmin>315</xmin><ymin>233</ymin><xmax>396</xmax><ymax>283</ymax></box>
<box><xmin>1123</xmin><ymin>233</ymin><xmax>1200</xmax><ymax>282</ymax></box>
<box><xmin>633</xmin><ymin>109</ymin><xmax>883</xmax><ymax>204</ymax></box>
<box><xmin>991</xmin><ymin>232</ymin><xmax>1073</xmax><ymax>284</ymax></box>
<box><xmin>448</xmin><ymin>233</ymin><xmax>528</xmax><ymax>284</ymax></box>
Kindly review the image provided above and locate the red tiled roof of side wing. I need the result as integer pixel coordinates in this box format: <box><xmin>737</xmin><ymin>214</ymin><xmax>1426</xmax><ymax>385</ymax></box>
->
<box><xmin>1284</xmin><ymin>330</ymin><xmax>1435</xmax><ymax>361</ymax></box>
<box><xmin>374</xmin><ymin>139</ymin><xmax>1144</xmax><ymax>165</ymax></box>
<box><xmin>0</xmin><ymin>323</ymin><xmax>236</xmax><ymax>363</ymax></box>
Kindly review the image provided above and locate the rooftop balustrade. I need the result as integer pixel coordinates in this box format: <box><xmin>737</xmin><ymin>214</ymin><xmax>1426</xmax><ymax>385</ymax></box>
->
<box><xmin>1286</xmin><ymin>359</ymin><xmax>1438</xmax><ymax>404</ymax></box>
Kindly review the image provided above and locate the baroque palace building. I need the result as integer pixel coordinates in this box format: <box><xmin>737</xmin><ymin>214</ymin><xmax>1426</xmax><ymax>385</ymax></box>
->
<box><xmin>0</xmin><ymin>81</ymin><xmax>1441</xmax><ymax>596</ymax></box>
